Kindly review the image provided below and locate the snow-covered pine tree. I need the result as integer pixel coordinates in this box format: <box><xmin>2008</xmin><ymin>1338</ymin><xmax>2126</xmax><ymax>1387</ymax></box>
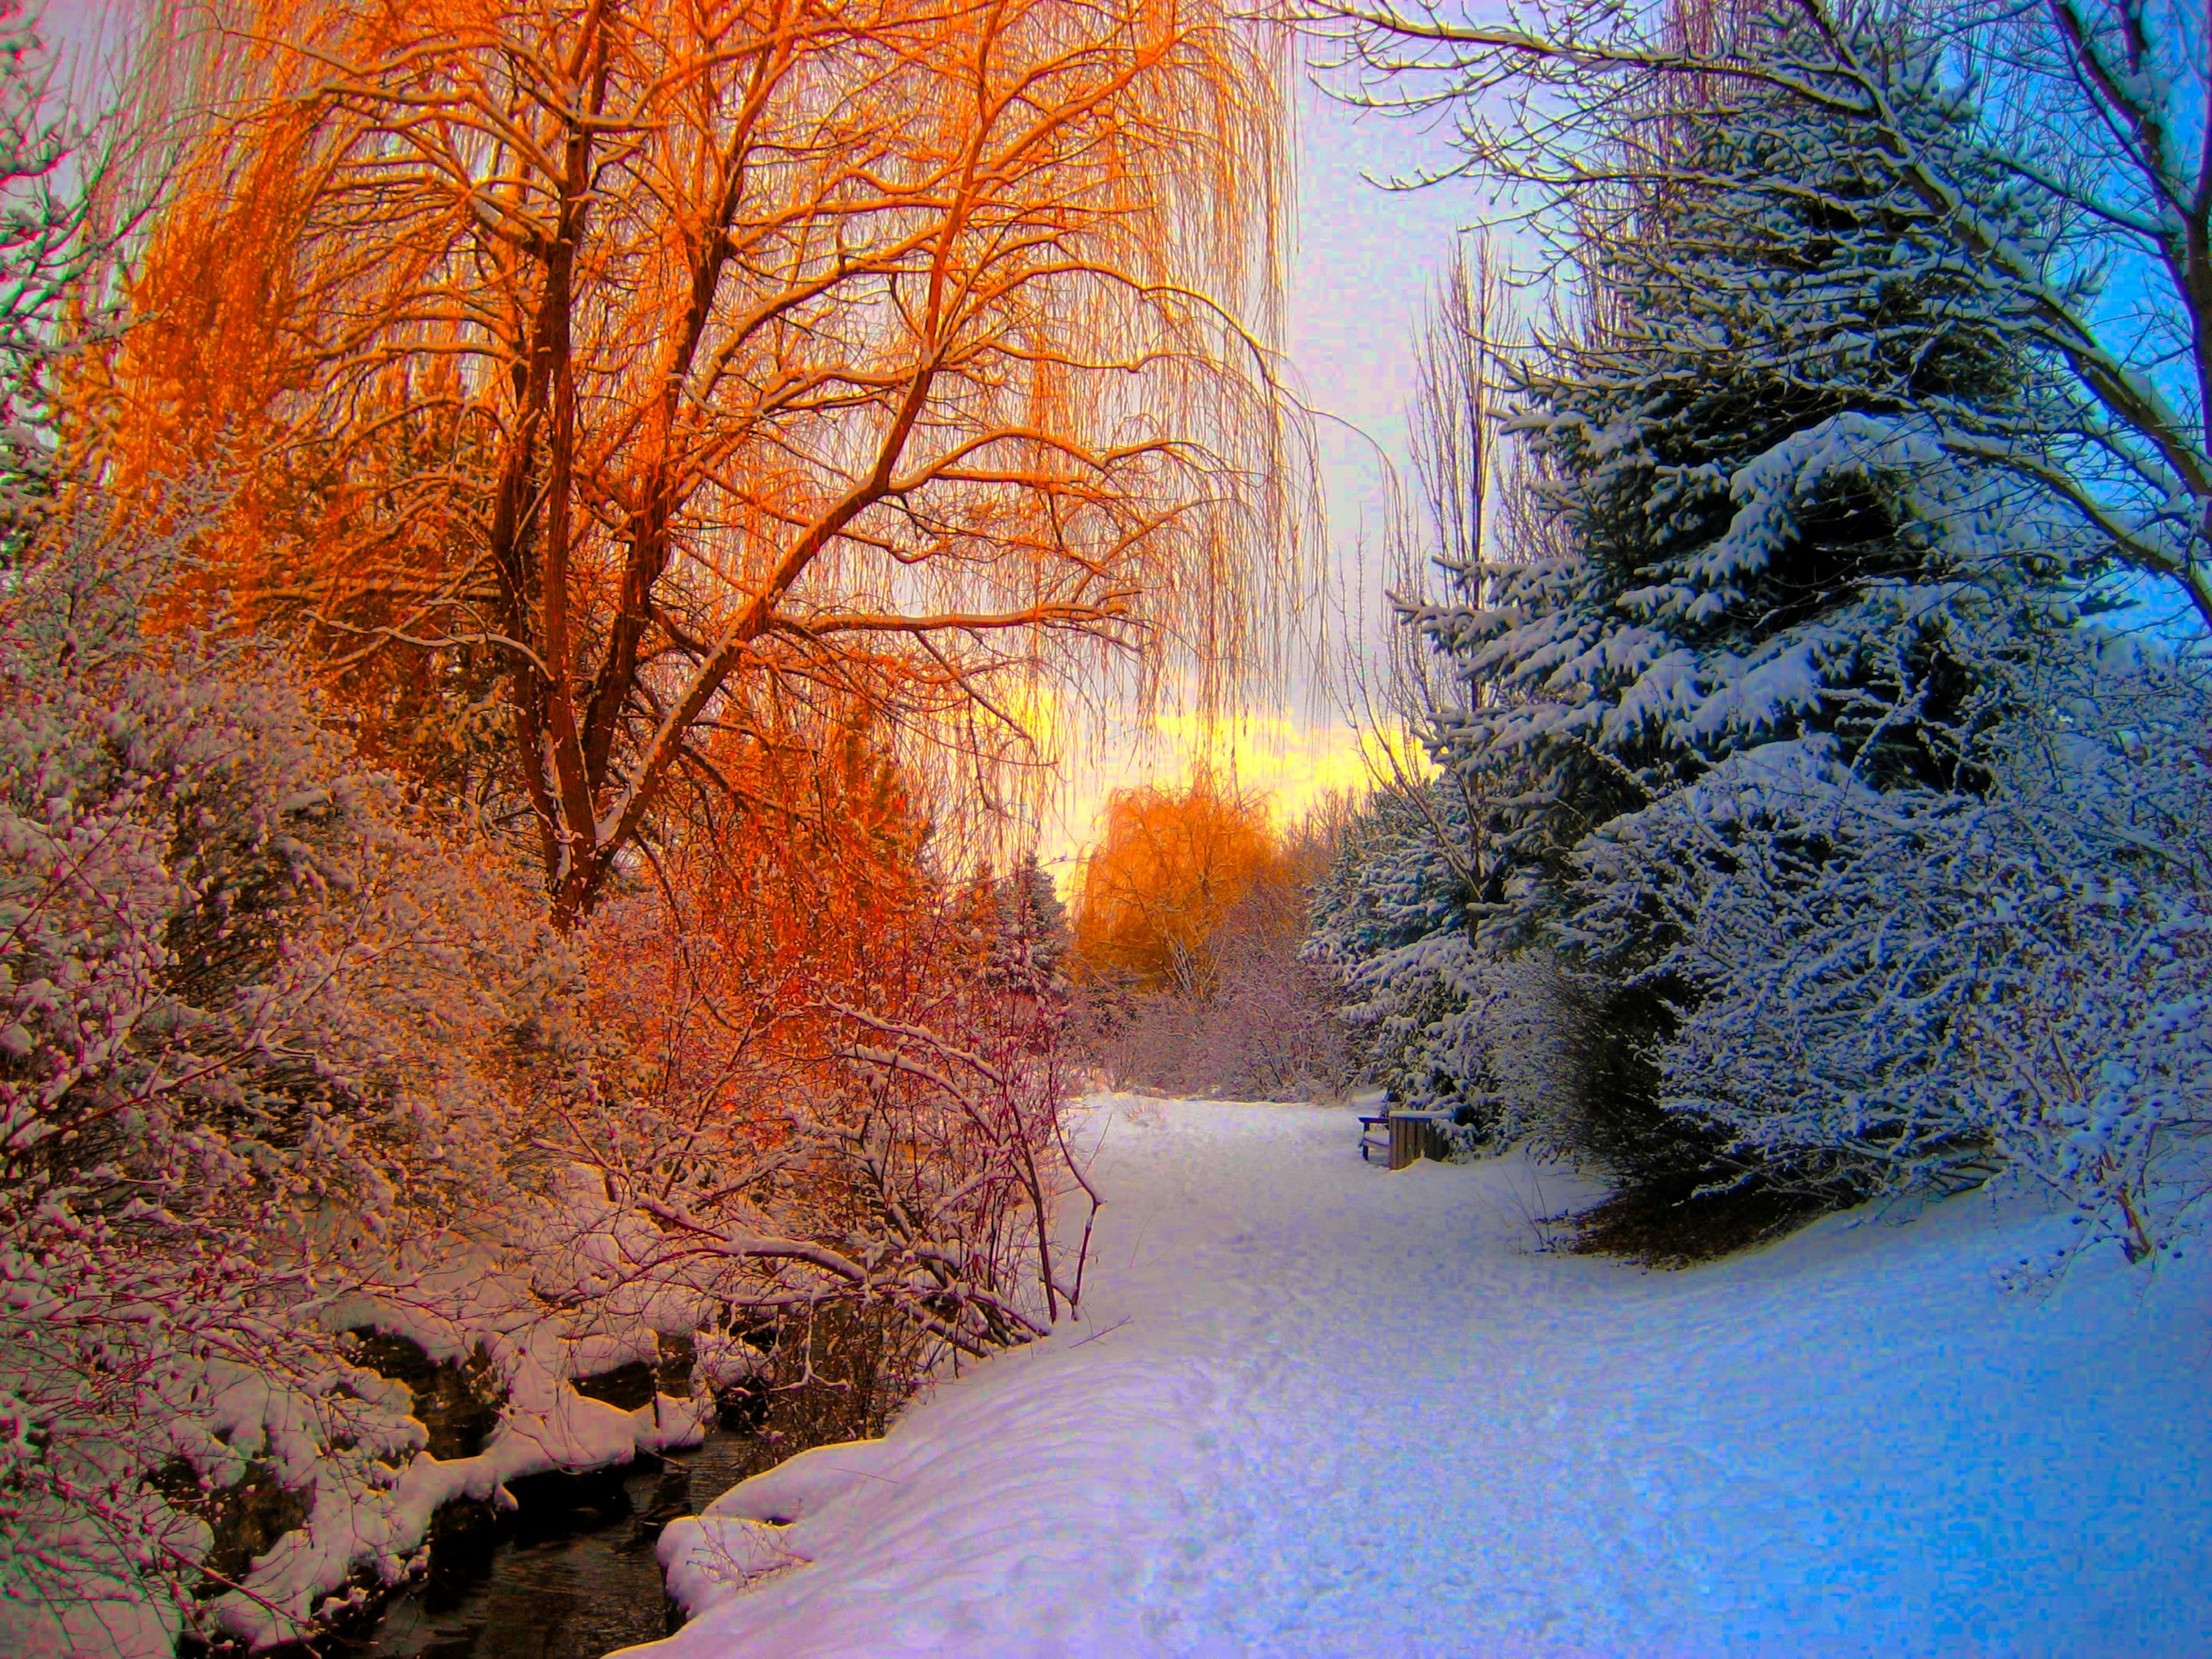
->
<box><xmin>1304</xmin><ymin>781</ymin><xmax>1587</xmax><ymax>1147</ymax></box>
<box><xmin>995</xmin><ymin>849</ymin><xmax>1071</xmax><ymax>985</ymax></box>
<box><xmin>1306</xmin><ymin>786</ymin><xmax>1479</xmax><ymax>1116</ymax></box>
<box><xmin>1300</xmin><ymin>238</ymin><xmax>1578</xmax><ymax>1140</ymax></box>
<box><xmin>1407</xmin><ymin>32</ymin><xmax>2104</xmax><ymax>1243</ymax></box>
<box><xmin>1427</xmin><ymin>51</ymin><xmax>2075</xmax><ymax>916</ymax></box>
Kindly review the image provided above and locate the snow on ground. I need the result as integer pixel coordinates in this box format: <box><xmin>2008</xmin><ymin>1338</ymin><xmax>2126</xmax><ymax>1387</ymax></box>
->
<box><xmin>641</xmin><ymin>1096</ymin><xmax>2212</xmax><ymax>1657</ymax></box>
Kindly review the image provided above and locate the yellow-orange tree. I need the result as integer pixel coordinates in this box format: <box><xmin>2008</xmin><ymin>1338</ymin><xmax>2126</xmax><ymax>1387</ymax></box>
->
<box><xmin>100</xmin><ymin>0</ymin><xmax>1296</xmax><ymax>923</ymax></box>
<box><xmin>1074</xmin><ymin>776</ymin><xmax>1281</xmax><ymax>994</ymax></box>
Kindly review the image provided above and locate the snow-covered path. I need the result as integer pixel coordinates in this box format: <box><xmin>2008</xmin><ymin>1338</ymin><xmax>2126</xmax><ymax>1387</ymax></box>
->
<box><xmin>641</xmin><ymin>1098</ymin><xmax>2212</xmax><ymax>1657</ymax></box>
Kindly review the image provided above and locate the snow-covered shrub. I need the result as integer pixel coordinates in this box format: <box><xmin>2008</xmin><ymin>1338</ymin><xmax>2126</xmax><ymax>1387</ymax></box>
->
<box><xmin>1187</xmin><ymin>878</ymin><xmax>1355</xmax><ymax>1100</ymax></box>
<box><xmin>0</xmin><ymin>510</ymin><xmax>571</xmax><ymax>1654</ymax></box>
<box><xmin>0</xmin><ymin>506</ymin><xmax>1098</xmax><ymax>1654</ymax></box>
<box><xmin>1575</xmin><ymin>637</ymin><xmax>2212</xmax><ymax>1264</ymax></box>
<box><xmin>544</xmin><ymin>750</ymin><xmax>1103</xmax><ymax>1366</ymax></box>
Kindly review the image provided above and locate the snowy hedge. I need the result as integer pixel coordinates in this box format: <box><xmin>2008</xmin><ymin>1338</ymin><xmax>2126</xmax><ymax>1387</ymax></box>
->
<box><xmin>0</xmin><ymin>517</ymin><xmax>598</xmax><ymax>1654</ymax></box>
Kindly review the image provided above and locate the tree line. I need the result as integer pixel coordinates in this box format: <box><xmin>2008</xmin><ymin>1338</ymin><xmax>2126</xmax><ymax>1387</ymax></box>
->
<box><xmin>1303</xmin><ymin>0</ymin><xmax>2212</xmax><ymax>1265</ymax></box>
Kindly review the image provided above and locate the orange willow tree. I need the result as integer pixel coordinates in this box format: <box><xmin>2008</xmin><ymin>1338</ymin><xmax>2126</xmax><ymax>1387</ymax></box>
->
<box><xmin>99</xmin><ymin>0</ymin><xmax>1299</xmax><ymax>923</ymax></box>
<box><xmin>1075</xmin><ymin>775</ymin><xmax>1282</xmax><ymax>994</ymax></box>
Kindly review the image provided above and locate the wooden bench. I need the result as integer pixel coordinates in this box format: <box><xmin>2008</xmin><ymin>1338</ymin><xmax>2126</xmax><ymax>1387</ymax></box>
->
<box><xmin>1359</xmin><ymin>1108</ymin><xmax>1452</xmax><ymax>1171</ymax></box>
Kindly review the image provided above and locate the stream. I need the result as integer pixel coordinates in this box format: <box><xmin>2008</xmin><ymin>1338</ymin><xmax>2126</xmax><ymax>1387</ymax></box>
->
<box><xmin>336</xmin><ymin>1428</ymin><xmax>777</xmax><ymax>1659</ymax></box>
<box><xmin>311</xmin><ymin>1311</ymin><xmax>906</xmax><ymax>1659</ymax></box>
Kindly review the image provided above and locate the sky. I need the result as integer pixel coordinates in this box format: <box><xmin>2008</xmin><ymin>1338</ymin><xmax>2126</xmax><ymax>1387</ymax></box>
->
<box><xmin>1028</xmin><ymin>75</ymin><xmax>1483</xmax><ymax>877</ymax></box>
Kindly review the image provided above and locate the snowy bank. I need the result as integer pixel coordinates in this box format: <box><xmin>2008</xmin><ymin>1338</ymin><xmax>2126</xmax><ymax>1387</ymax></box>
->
<box><xmin>639</xmin><ymin>1095</ymin><xmax>2211</xmax><ymax>1657</ymax></box>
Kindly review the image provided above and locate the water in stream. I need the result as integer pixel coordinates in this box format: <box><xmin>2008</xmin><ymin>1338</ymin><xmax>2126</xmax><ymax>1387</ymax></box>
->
<box><xmin>327</xmin><ymin>1310</ymin><xmax>910</xmax><ymax>1659</ymax></box>
<box><xmin>338</xmin><ymin>1429</ymin><xmax>776</xmax><ymax>1659</ymax></box>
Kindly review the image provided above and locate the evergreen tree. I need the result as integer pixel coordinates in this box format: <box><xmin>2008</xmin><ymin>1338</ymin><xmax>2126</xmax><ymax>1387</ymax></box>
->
<box><xmin>1399</xmin><ymin>47</ymin><xmax>2109</xmax><ymax>1239</ymax></box>
<box><xmin>1305</xmin><ymin>786</ymin><xmax>1480</xmax><ymax>1119</ymax></box>
<box><xmin>992</xmin><ymin>849</ymin><xmax>1071</xmax><ymax>987</ymax></box>
<box><xmin>1419</xmin><ymin>57</ymin><xmax>2086</xmax><ymax>934</ymax></box>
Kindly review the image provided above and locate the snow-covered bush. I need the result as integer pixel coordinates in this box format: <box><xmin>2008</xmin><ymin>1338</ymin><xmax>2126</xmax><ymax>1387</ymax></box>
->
<box><xmin>1575</xmin><ymin>637</ymin><xmax>2212</xmax><ymax>1263</ymax></box>
<box><xmin>0</xmin><ymin>510</ymin><xmax>571</xmax><ymax>1654</ymax></box>
<box><xmin>1181</xmin><ymin>874</ymin><xmax>1355</xmax><ymax>1100</ymax></box>
<box><xmin>1092</xmin><ymin>896</ymin><xmax>1352</xmax><ymax>1104</ymax></box>
<box><xmin>1</xmin><ymin>507</ymin><xmax>1106</xmax><ymax>1653</ymax></box>
<box><xmin>567</xmin><ymin>889</ymin><xmax>1098</xmax><ymax>1359</ymax></box>
<box><xmin>545</xmin><ymin>746</ymin><xmax>1104</xmax><ymax>1363</ymax></box>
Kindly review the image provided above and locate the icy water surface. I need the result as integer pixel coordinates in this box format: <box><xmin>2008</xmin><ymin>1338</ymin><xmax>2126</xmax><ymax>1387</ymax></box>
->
<box><xmin>341</xmin><ymin>1430</ymin><xmax>771</xmax><ymax>1659</ymax></box>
